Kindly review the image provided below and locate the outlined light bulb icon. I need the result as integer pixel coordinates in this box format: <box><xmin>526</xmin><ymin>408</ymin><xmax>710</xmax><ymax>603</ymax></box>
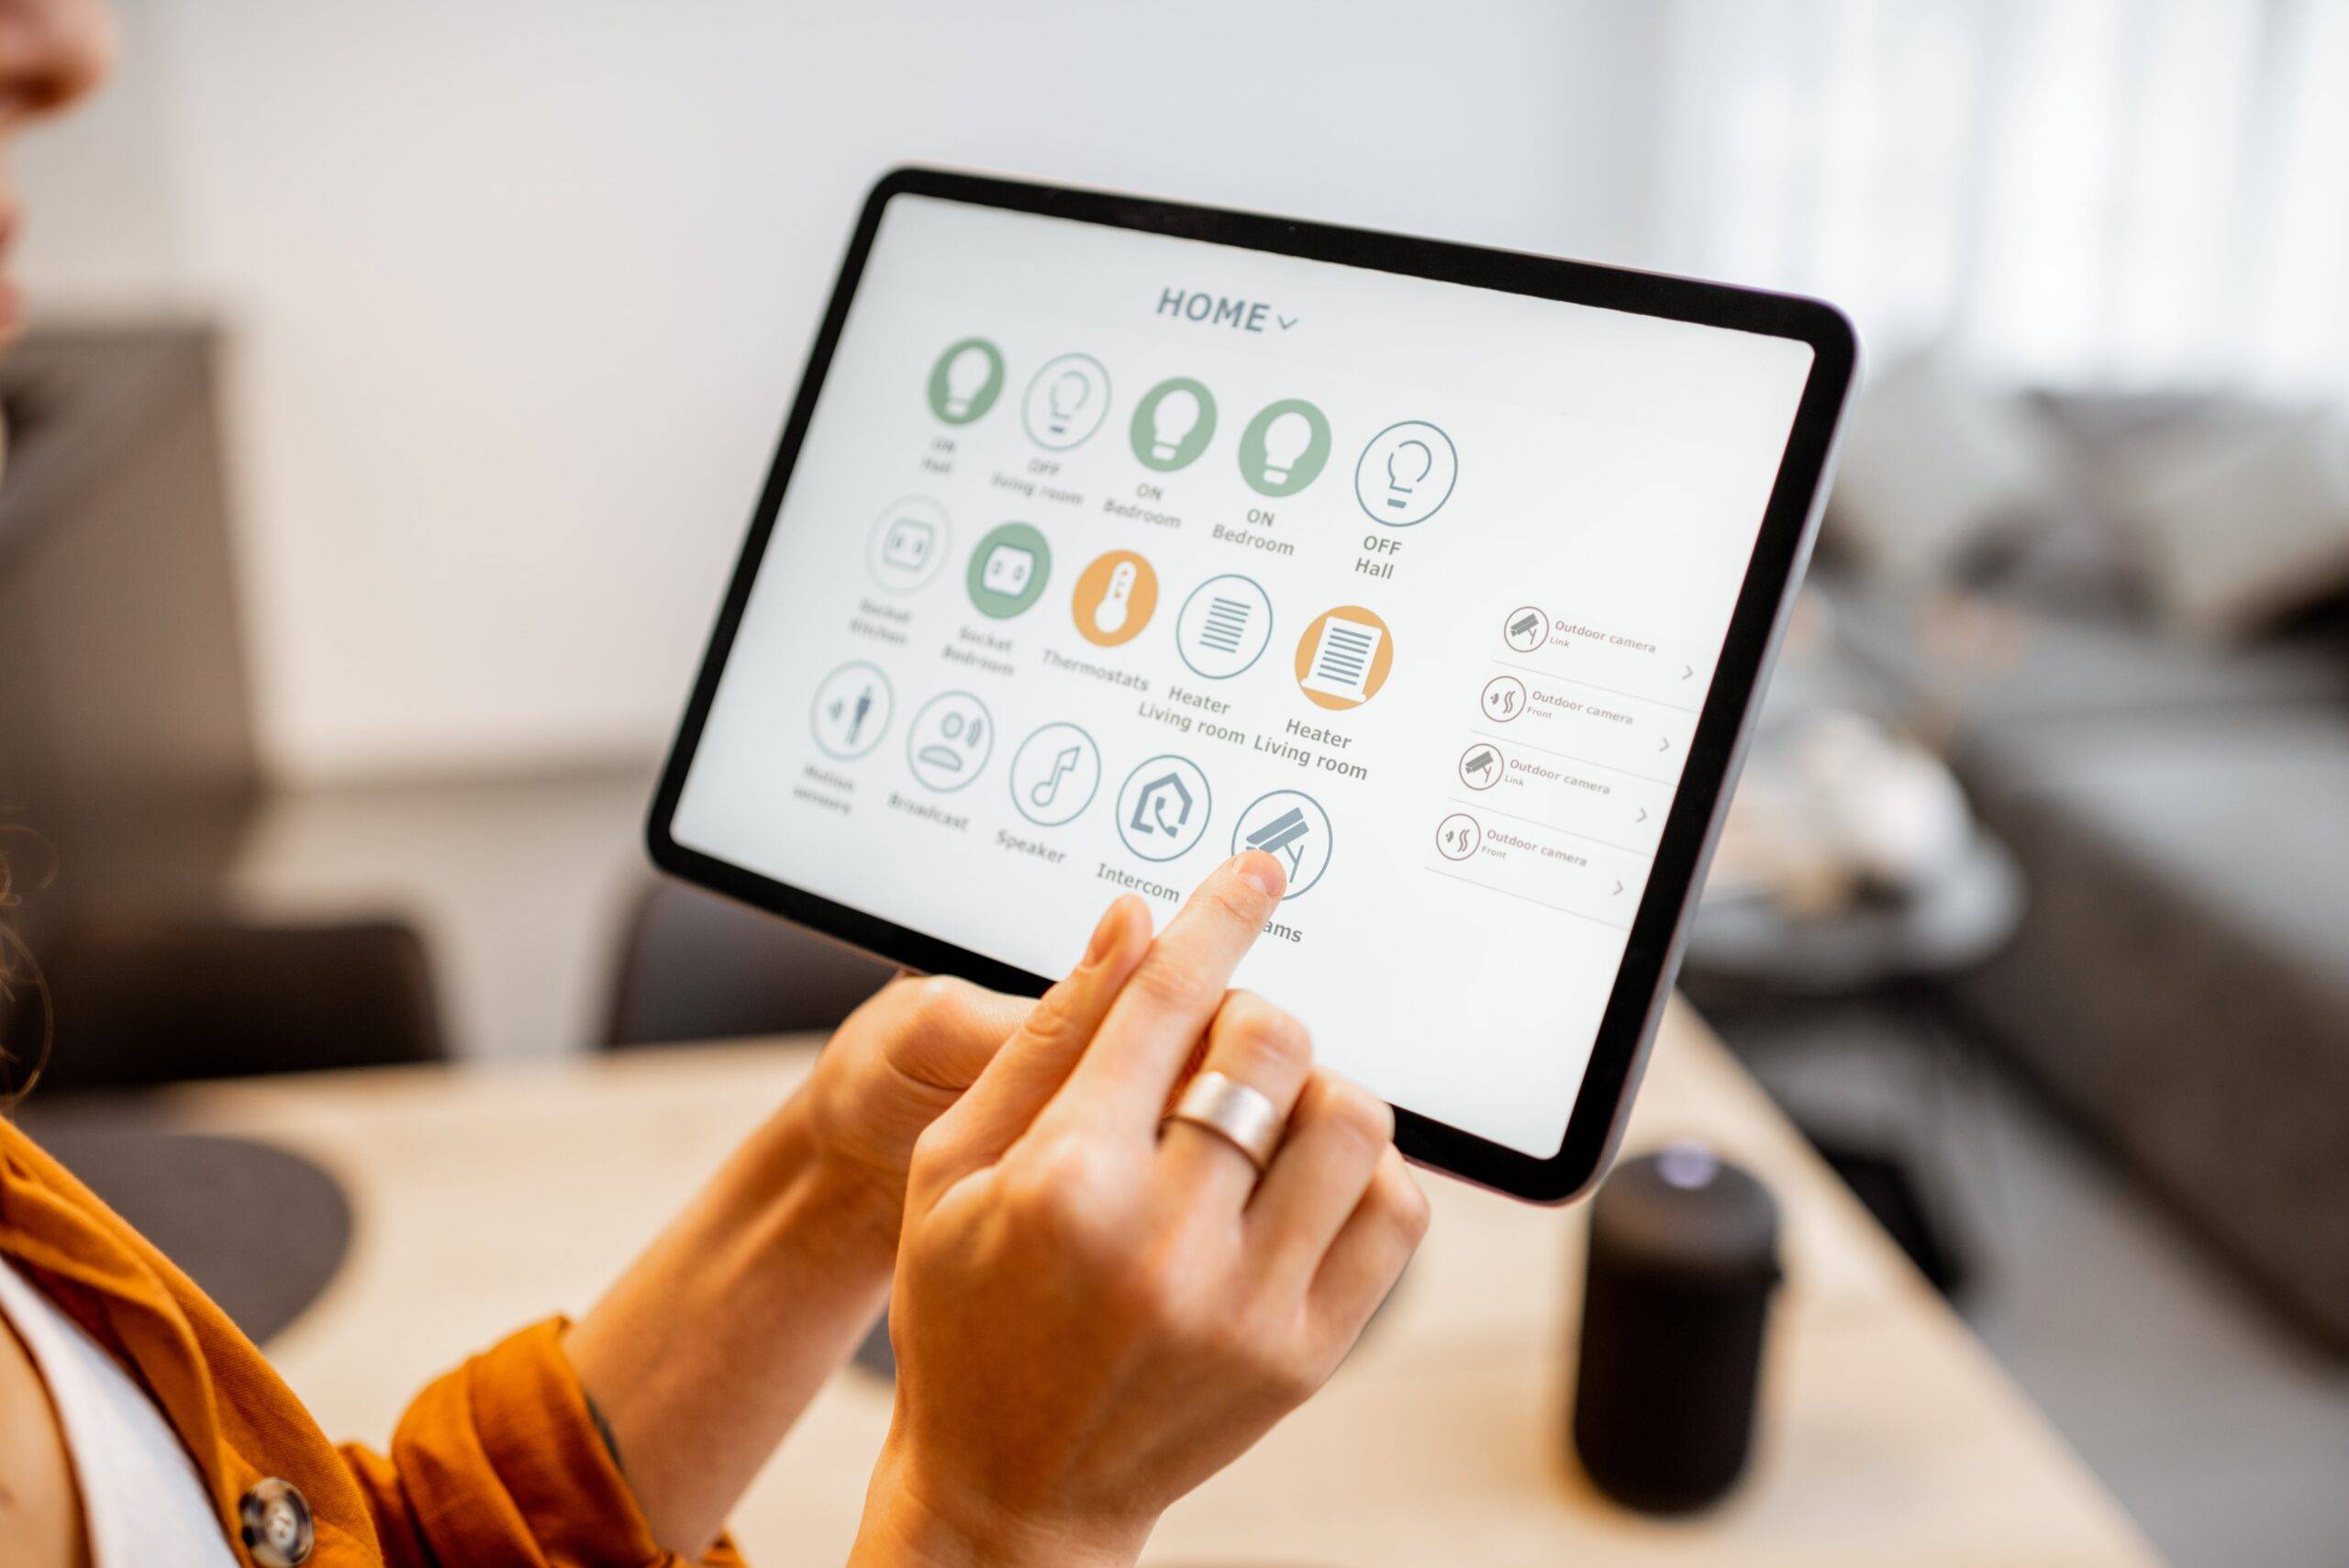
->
<box><xmin>1262</xmin><ymin>410</ymin><xmax>1313</xmax><ymax>484</ymax></box>
<box><xmin>942</xmin><ymin>345</ymin><xmax>990</xmax><ymax>418</ymax></box>
<box><xmin>1383</xmin><ymin>439</ymin><xmax>1433</xmax><ymax>508</ymax></box>
<box><xmin>1023</xmin><ymin>353</ymin><xmax>1111</xmax><ymax>450</ymax></box>
<box><xmin>1150</xmin><ymin>387</ymin><xmax>1201</xmax><ymax>462</ymax></box>
<box><xmin>1353</xmin><ymin>419</ymin><xmax>1457</xmax><ymax>526</ymax></box>
<box><xmin>1046</xmin><ymin>370</ymin><xmax>1089</xmax><ymax>436</ymax></box>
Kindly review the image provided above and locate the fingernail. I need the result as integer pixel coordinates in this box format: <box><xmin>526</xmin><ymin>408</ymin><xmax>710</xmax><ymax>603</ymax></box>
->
<box><xmin>1083</xmin><ymin>898</ymin><xmax>1127</xmax><ymax>964</ymax></box>
<box><xmin>1234</xmin><ymin>850</ymin><xmax>1286</xmax><ymax>901</ymax></box>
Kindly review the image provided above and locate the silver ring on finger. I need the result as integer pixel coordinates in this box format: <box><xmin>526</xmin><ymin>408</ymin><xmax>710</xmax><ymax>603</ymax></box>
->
<box><xmin>1162</xmin><ymin>1070</ymin><xmax>1286</xmax><ymax>1173</ymax></box>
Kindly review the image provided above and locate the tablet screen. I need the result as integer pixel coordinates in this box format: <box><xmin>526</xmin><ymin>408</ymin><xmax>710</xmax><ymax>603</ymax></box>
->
<box><xmin>670</xmin><ymin>192</ymin><xmax>1816</xmax><ymax>1158</ymax></box>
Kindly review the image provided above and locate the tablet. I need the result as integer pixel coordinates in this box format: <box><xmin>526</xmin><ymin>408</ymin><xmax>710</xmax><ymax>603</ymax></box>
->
<box><xmin>650</xmin><ymin>168</ymin><xmax>1856</xmax><ymax>1202</ymax></box>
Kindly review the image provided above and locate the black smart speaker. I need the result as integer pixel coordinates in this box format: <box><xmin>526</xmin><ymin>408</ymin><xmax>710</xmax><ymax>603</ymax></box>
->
<box><xmin>1570</xmin><ymin>1142</ymin><xmax>1781</xmax><ymax>1514</ymax></box>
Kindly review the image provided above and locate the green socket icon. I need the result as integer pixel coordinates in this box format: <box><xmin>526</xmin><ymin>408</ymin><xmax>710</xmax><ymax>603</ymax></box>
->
<box><xmin>966</xmin><ymin>521</ymin><xmax>1052</xmax><ymax>619</ymax></box>
<box><xmin>1129</xmin><ymin>377</ymin><xmax>1218</xmax><ymax>473</ymax></box>
<box><xmin>1238</xmin><ymin>398</ymin><xmax>1331</xmax><ymax>497</ymax></box>
<box><xmin>928</xmin><ymin>337</ymin><xmax>1005</xmax><ymax>425</ymax></box>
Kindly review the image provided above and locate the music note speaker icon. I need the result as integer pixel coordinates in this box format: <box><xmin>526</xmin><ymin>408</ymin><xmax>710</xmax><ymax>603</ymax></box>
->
<box><xmin>1009</xmin><ymin>722</ymin><xmax>1102</xmax><ymax>828</ymax></box>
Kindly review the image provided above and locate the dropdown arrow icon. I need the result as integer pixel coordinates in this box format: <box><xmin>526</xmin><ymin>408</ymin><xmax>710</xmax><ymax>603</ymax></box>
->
<box><xmin>1656</xmin><ymin>736</ymin><xmax>1672</xmax><ymax>753</ymax></box>
<box><xmin>1635</xmin><ymin>807</ymin><xmax>1648</xmax><ymax>822</ymax></box>
<box><xmin>1612</xmin><ymin>879</ymin><xmax>1624</xmax><ymax>895</ymax></box>
<box><xmin>1681</xmin><ymin>664</ymin><xmax>1694</xmax><ymax>680</ymax></box>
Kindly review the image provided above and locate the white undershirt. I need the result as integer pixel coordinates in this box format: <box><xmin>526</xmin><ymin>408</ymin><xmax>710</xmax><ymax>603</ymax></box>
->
<box><xmin>0</xmin><ymin>1258</ymin><xmax>239</xmax><ymax>1567</ymax></box>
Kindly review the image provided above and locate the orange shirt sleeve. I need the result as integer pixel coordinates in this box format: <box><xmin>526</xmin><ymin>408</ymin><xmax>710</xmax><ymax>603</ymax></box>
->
<box><xmin>338</xmin><ymin>1318</ymin><xmax>744</xmax><ymax>1568</ymax></box>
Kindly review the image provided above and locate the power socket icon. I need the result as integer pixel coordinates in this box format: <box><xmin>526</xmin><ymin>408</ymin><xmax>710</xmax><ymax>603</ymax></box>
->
<box><xmin>981</xmin><ymin>543</ymin><xmax>1036</xmax><ymax>596</ymax></box>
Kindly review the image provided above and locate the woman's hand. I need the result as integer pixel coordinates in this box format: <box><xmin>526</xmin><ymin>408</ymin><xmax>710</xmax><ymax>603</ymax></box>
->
<box><xmin>798</xmin><ymin>972</ymin><xmax>1037</xmax><ymax>1240</ymax></box>
<box><xmin>566</xmin><ymin>956</ymin><xmax>1030</xmax><ymax>1555</ymax></box>
<box><xmin>853</xmin><ymin>854</ymin><xmax>1431</xmax><ymax>1568</ymax></box>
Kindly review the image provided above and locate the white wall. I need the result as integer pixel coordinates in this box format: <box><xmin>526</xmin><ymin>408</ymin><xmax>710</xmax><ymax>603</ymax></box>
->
<box><xmin>15</xmin><ymin>0</ymin><xmax>1672</xmax><ymax>783</ymax></box>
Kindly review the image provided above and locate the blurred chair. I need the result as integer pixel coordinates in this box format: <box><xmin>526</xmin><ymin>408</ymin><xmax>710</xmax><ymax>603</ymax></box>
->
<box><xmin>601</xmin><ymin>880</ymin><xmax>895</xmax><ymax>1048</ymax></box>
<box><xmin>31</xmin><ymin>912</ymin><xmax>446</xmax><ymax>1090</ymax></box>
<box><xmin>0</xmin><ymin>326</ymin><xmax>256</xmax><ymax>908</ymax></box>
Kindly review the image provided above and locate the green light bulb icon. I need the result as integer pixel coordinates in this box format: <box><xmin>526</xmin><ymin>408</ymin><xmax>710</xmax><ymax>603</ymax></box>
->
<box><xmin>942</xmin><ymin>345</ymin><xmax>991</xmax><ymax>417</ymax></box>
<box><xmin>927</xmin><ymin>337</ymin><xmax>1004</xmax><ymax>425</ymax></box>
<box><xmin>1261</xmin><ymin>410</ymin><xmax>1313</xmax><ymax>484</ymax></box>
<box><xmin>1149</xmin><ymin>387</ymin><xmax>1202</xmax><ymax>461</ymax></box>
<box><xmin>1238</xmin><ymin>398</ymin><xmax>1329</xmax><ymax>496</ymax></box>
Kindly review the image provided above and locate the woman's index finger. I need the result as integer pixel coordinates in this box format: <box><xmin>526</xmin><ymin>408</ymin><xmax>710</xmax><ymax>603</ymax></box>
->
<box><xmin>1048</xmin><ymin>852</ymin><xmax>1286</xmax><ymax>1126</ymax></box>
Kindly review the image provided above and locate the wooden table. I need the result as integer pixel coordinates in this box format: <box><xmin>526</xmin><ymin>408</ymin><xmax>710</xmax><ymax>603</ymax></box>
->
<box><xmin>162</xmin><ymin>1001</ymin><xmax>2159</xmax><ymax>1566</ymax></box>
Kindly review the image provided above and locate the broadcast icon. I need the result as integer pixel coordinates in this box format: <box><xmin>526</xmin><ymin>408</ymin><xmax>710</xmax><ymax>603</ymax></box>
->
<box><xmin>906</xmin><ymin>691</ymin><xmax>995</xmax><ymax>794</ymax></box>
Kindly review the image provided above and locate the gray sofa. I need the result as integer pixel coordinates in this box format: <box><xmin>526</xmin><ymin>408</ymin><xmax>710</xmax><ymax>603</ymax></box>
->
<box><xmin>1819</xmin><ymin>509</ymin><xmax>2349</xmax><ymax>1351</ymax></box>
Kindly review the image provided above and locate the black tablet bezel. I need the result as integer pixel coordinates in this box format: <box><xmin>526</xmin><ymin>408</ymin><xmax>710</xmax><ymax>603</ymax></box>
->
<box><xmin>648</xmin><ymin>166</ymin><xmax>1857</xmax><ymax>1204</ymax></box>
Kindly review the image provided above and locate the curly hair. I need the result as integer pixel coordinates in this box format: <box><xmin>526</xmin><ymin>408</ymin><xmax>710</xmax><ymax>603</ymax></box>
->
<box><xmin>0</xmin><ymin>824</ymin><xmax>54</xmax><ymax>1105</ymax></box>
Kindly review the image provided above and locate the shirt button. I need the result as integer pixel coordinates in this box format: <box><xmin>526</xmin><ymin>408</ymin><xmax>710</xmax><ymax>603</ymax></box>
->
<box><xmin>239</xmin><ymin>1477</ymin><xmax>315</xmax><ymax>1567</ymax></box>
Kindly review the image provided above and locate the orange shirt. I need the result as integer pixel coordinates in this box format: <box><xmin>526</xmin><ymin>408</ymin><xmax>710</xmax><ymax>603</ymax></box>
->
<box><xmin>0</xmin><ymin>1118</ymin><xmax>743</xmax><ymax>1567</ymax></box>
